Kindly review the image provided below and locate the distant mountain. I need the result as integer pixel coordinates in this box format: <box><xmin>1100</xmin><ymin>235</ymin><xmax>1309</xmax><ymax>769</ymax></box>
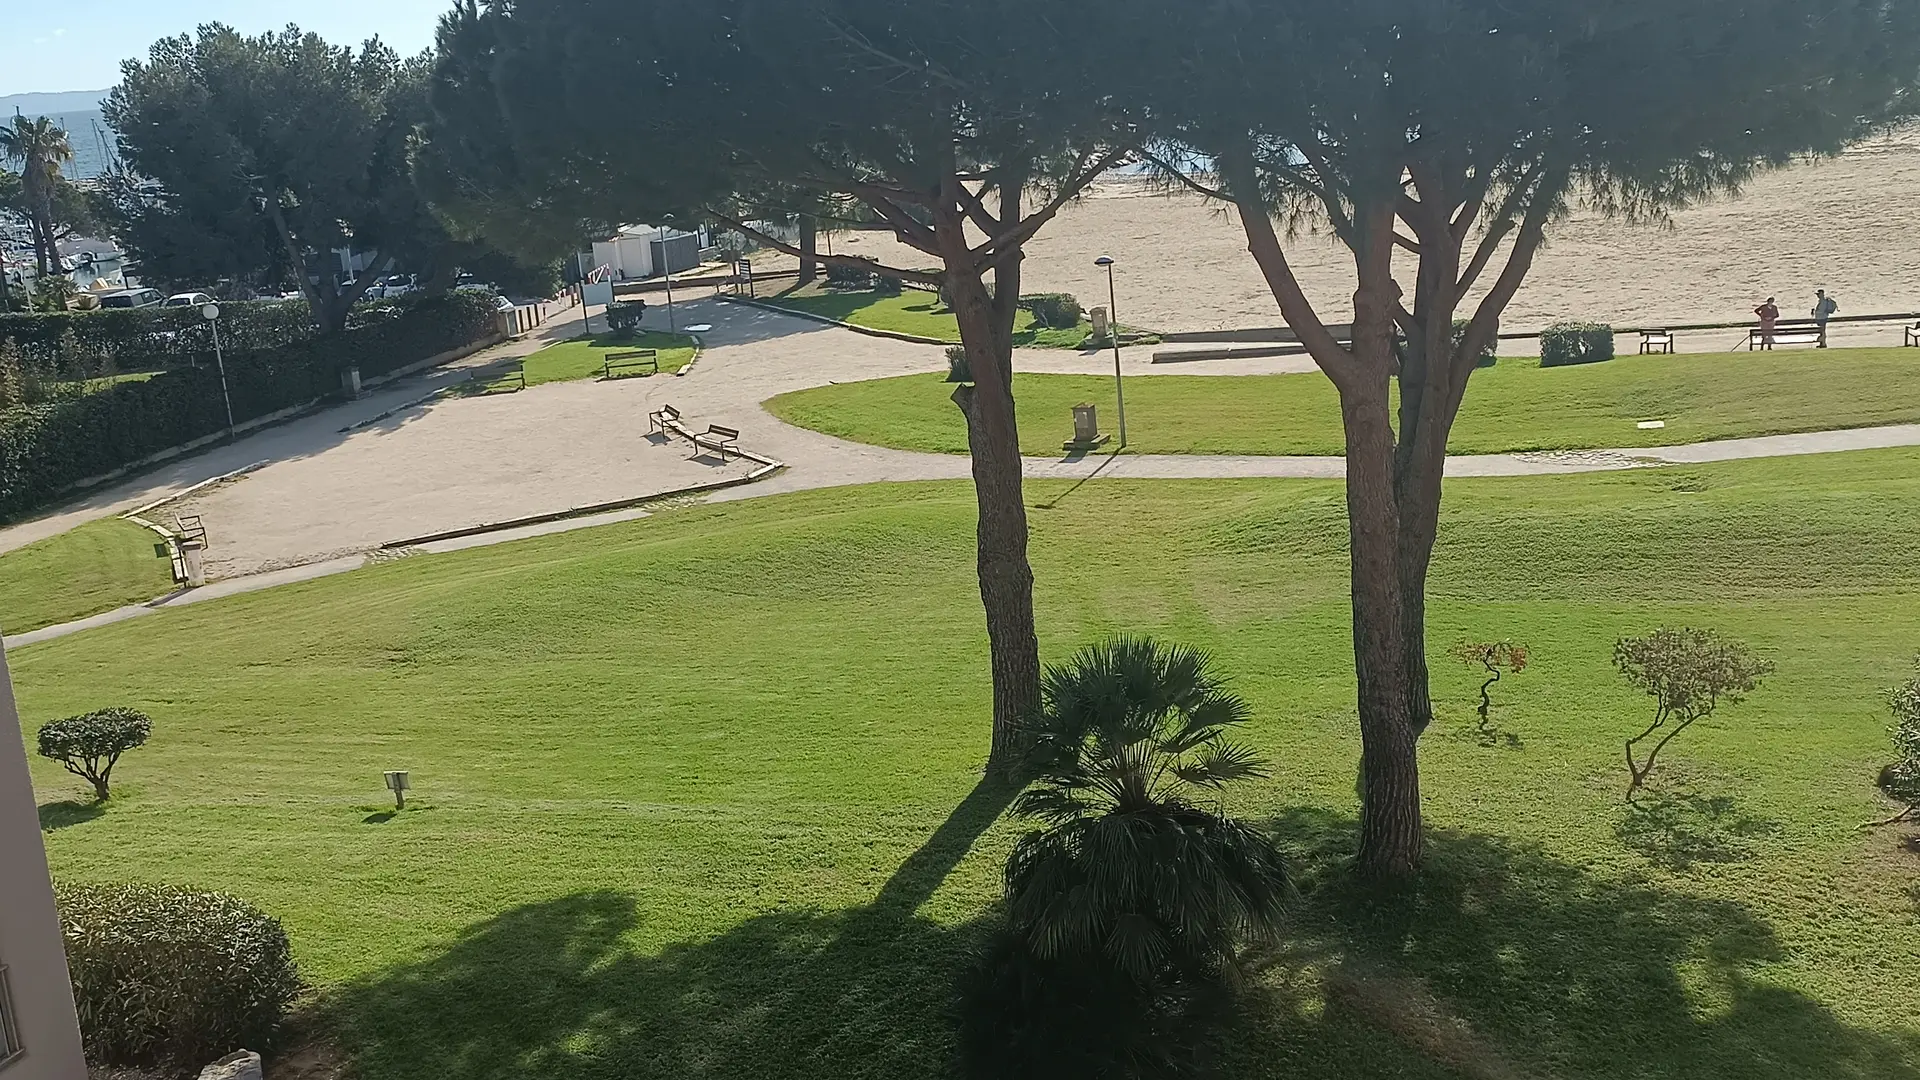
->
<box><xmin>0</xmin><ymin>89</ymin><xmax>110</xmax><ymax>115</ymax></box>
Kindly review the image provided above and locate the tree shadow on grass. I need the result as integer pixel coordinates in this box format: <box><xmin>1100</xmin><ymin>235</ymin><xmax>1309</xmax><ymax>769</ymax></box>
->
<box><xmin>1256</xmin><ymin>809</ymin><xmax>1920</xmax><ymax>1080</ymax></box>
<box><xmin>328</xmin><ymin>778</ymin><xmax>1021</xmax><ymax>1080</ymax></box>
<box><xmin>1614</xmin><ymin>788</ymin><xmax>1784</xmax><ymax>873</ymax></box>
<box><xmin>38</xmin><ymin>799</ymin><xmax>103</xmax><ymax>831</ymax></box>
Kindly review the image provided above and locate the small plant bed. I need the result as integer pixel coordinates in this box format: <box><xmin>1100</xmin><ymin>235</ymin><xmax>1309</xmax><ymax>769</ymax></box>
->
<box><xmin>753</xmin><ymin>281</ymin><xmax>1151</xmax><ymax>349</ymax></box>
<box><xmin>0</xmin><ymin>518</ymin><xmax>177</xmax><ymax>634</ymax></box>
<box><xmin>519</xmin><ymin>332</ymin><xmax>698</xmax><ymax>386</ymax></box>
<box><xmin>764</xmin><ymin>346</ymin><xmax>1920</xmax><ymax>457</ymax></box>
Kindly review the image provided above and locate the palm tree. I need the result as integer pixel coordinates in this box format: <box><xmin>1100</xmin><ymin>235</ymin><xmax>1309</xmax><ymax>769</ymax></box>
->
<box><xmin>0</xmin><ymin>113</ymin><xmax>77</xmax><ymax>276</ymax></box>
<box><xmin>1004</xmin><ymin>636</ymin><xmax>1292</xmax><ymax>984</ymax></box>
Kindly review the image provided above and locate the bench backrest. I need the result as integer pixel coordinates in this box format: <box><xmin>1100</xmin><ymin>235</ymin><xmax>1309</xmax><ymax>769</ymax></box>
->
<box><xmin>706</xmin><ymin>425</ymin><xmax>740</xmax><ymax>439</ymax></box>
<box><xmin>662</xmin><ymin>404</ymin><xmax>681</xmax><ymax>419</ymax></box>
<box><xmin>607</xmin><ymin>349</ymin><xmax>658</xmax><ymax>361</ymax></box>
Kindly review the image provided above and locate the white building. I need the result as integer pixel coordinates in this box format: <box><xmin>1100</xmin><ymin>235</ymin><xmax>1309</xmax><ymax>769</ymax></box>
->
<box><xmin>589</xmin><ymin>224</ymin><xmax>707</xmax><ymax>281</ymax></box>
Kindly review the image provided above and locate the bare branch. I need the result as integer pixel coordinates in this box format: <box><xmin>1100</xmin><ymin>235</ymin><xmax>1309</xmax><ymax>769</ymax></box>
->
<box><xmin>1456</xmin><ymin>160</ymin><xmax>1546</xmax><ymax>295</ymax></box>
<box><xmin>1392</xmin><ymin>231</ymin><xmax>1421</xmax><ymax>255</ymax></box>
<box><xmin>1134</xmin><ymin>146</ymin><xmax>1235</xmax><ymax>202</ymax></box>
<box><xmin>1220</xmin><ymin>151</ymin><xmax>1357</xmax><ymax>383</ymax></box>
<box><xmin>956</xmin><ymin>181</ymin><xmax>1003</xmax><ymax>235</ymax></box>
<box><xmin>1457</xmin><ymin>166</ymin><xmax>1563</xmax><ymax>368</ymax></box>
<box><xmin>964</xmin><ymin>146</ymin><xmax>1129</xmax><ymax>269</ymax></box>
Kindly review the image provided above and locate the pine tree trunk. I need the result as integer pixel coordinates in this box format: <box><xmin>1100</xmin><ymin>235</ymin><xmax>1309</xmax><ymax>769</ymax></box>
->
<box><xmin>798</xmin><ymin>216</ymin><xmax>818</xmax><ymax>283</ymax></box>
<box><xmin>942</xmin><ymin>227</ymin><xmax>1039</xmax><ymax>777</ymax></box>
<box><xmin>1342</xmin><ymin>375</ymin><xmax>1425</xmax><ymax>879</ymax></box>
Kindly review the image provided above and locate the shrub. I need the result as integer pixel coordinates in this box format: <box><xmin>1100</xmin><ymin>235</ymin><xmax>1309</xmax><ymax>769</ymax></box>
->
<box><xmin>1452</xmin><ymin>317</ymin><xmax>1498</xmax><ymax>367</ymax></box>
<box><xmin>1539</xmin><ymin>320</ymin><xmax>1614</xmax><ymax>367</ymax></box>
<box><xmin>871</xmin><ymin>273</ymin><xmax>902</xmax><ymax>296</ymax></box>
<box><xmin>1614</xmin><ymin>628</ymin><xmax>1773</xmax><ymax>798</ymax></box>
<box><xmin>36</xmin><ymin>707</ymin><xmax>152</xmax><ymax>801</ymax></box>
<box><xmin>59</xmin><ymin>883</ymin><xmax>302</xmax><ymax>1068</ymax></box>
<box><xmin>824</xmin><ymin>260</ymin><xmax>879</xmax><ymax>288</ymax></box>
<box><xmin>1873</xmin><ymin>655</ymin><xmax>1920</xmax><ymax>824</ymax></box>
<box><xmin>604</xmin><ymin>300</ymin><xmax>647</xmax><ymax>338</ymax></box>
<box><xmin>1021</xmin><ymin>293</ymin><xmax>1084</xmax><ymax>330</ymax></box>
<box><xmin>945</xmin><ymin>344</ymin><xmax>973</xmax><ymax>384</ymax></box>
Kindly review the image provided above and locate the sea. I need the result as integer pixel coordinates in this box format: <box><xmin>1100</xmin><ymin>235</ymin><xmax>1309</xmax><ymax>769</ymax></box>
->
<box><xmin>41</xmin><ymin>109</ymin><xmax>116</xmax><ymax>179</ymax></box>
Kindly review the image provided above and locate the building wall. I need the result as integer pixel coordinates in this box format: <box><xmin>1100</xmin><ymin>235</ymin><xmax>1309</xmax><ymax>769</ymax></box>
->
<box><xmin>0</xmin><ymin>642</ymin><xmax>87</xmax><ymax>1080</ymax></box>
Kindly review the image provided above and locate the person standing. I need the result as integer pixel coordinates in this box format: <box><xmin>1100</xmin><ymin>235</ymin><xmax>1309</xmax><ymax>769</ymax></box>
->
<box><xmin>1754</xmin><ymin>296</ymin><xmax>1780</xmax><ymax>348</ymax></box>
<box><xmin>1812</xmin><ymin>289</ymin><xmax>1838</xmax><ymax>347</ymax></box>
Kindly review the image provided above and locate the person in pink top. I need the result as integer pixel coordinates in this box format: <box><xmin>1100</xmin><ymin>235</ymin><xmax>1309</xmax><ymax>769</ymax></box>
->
<box><xmin>1754</xmin><ymin>297</ymin><xmax>1780</xmax><ymax>348</ymax></box>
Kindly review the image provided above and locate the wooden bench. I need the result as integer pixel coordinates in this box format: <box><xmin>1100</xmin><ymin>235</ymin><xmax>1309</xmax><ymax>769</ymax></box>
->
<box><xmin>1748</xmin><ymin>323</ymin><xmax>1823</xmax><ymax>350</ymax></box>
<box><xmin>648</xmin><ymin>402</ymin><xmax>681</xmax><ymax>434</ymax></box>
<box><xmin>498</xmin><ymin>362</ymin><xmax>526</xmax><ymax>391</ymax></box>
<box><xmin>1906</xmin><ymin>321</ymin><xmax>1920</xmax><ymax>347</ymax></box>
<box><xmin>1638</xmin><ymin>329</ymin><xmax>1674</xmax><ymax>354</ymax></box>
<box><xmin>691</xmin><ymin>424</ymin><xmax>740</xmax><ymax>461</ymax></box>
<box><xmin>604</xmin><ymin>349</ymin><xmax>658</xmax><ymax>379</ymax></box>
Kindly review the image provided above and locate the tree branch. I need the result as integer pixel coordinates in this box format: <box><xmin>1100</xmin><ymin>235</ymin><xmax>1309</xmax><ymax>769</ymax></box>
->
<box><xmin>1457</xmin><ymin>166</ymin><xmax>1562</xmax><ymax>369</ymax></box>
<box><xmin>956</xmin><ymin>181</ymin><xmax>1003</xmax><ymax>235</ymax></box>
<box><xmin>1134</xmin><ymin>146</ymin><xmax>1233</xmax><ymax>202</ymax></box>
<box><xmin>964</xmin><ymin>147</ymin><xmax>1128</xmax><ymax>270</ymax></box>
<box><xmin>1456</xmin><ymin>160</ymin><xmax>1546</xmax><ymax>296</ymax></box>
<box><xmin>708</xmin><ymin>211</ymin><xmax>942</xmax><ymax>285</ymax></box>
<box><xmin>1220</xmin><ymin>151</ymin><xmax>1357</xmax><ymax>384</ymax></box>
<box><xmin>1392</xmin><ymin>232</ymin><xmax>1421</xmax><ymax>255</ymax></box>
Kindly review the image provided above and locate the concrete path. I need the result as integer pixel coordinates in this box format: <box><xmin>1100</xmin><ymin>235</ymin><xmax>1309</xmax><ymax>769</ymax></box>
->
<box><xmin>9</xmin><ymin>293</ymin><xmax>1920</xmax><ymax>649</ymax></box>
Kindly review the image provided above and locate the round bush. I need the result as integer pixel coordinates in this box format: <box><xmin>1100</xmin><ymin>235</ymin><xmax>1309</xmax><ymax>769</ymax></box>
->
<box><xmin>1021</xmin><ymin>293</ymin><xmax>1084</xmax><ymax>330</ymax></box>
<box><xmin>1539</xmin><ymin>320</ymin><xmax>1615</xmax><ymax>367</ymax></box>
<box><xmin>59</xmin><ymin>884</ymin><xmax>302</xmax><ymax>1068</ymax></box>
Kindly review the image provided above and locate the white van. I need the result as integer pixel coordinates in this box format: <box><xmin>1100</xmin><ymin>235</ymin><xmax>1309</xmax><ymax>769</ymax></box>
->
<box><xmin>97</xmin><ymin>287</ymin><xmax>165</xmax><ymax>309</ymax></box>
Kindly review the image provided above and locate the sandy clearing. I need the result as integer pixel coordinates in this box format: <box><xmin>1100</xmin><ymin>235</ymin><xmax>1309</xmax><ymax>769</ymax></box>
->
<box><xmin>755</xmin><ymin>128</ymin><xmax>1920</xmax><ymax>336</ymax></box>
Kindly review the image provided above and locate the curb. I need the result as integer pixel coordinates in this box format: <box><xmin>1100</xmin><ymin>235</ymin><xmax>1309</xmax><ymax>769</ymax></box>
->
<box><xmin>120</xmin><ymin>460</ymin><xmax>272</xmax><ymax>521</ymax></box>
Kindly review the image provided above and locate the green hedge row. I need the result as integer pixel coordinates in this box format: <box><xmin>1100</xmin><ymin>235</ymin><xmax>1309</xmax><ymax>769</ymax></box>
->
<box><xmin>0</xmin><ymin>302</ymin><xmax>318</xmax><ymax>376</ymax></box>
<box><xmin>1540</xmin><ymin>320</ymin><xmax>1615</xmax><ymax>367</ymax></box>
<box><xmin>0</xmin><ymin>292</ymin><xmax>498</xmax><ymax>519</ymax></box>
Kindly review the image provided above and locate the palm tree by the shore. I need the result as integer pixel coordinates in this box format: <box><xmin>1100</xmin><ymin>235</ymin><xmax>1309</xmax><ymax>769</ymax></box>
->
<box><xmin>1</xmin><ymin>112</ymin><xmax>77</xmax><ymax>276</ymax></box>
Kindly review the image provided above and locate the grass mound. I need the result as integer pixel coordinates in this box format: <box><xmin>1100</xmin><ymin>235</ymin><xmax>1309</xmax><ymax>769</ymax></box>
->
<box><xmin>765</xmin><ymin>347</ymin><xmax>1920</xmax><ymax>456</ymax></box>
<box><xmin>0</xmin><ymin>517</ymin><xmax>175</xmax><ymax>635</ymax></box>
<box><xmin>17</xmin><ymin>449</ymin><xmax>1920</xmax><ymax>1078</ymax></box>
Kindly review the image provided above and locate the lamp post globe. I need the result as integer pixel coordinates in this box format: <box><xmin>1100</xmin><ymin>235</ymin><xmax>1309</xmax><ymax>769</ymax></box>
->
<box><xmin>201</xmin><ymin>302</ymin><xmax>220</xmax><ymax>322</ymax></box>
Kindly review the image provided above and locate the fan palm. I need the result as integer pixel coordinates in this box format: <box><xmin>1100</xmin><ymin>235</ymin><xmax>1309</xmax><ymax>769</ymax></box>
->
<box><xmin>1005</xmin><ymin>636</ymin><xmax>1291</xmax><ymax>983</ymax></box>
<box><xmin>0</xmin><ymin>113</ymin><xmax>77</xmax><ymax>275</ymax></box>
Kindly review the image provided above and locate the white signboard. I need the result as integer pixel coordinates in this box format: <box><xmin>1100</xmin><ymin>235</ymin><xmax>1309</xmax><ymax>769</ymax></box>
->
<box><xmin>582</xmin><ymin>281</ymin><xmax>615</xmax><ymax>307</ymax></box>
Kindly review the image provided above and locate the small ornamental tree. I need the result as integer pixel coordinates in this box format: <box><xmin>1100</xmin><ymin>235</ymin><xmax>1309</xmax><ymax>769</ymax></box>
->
<box><xmin>1871</xmin><ymin>655</ymin><xmax>1920</xmax><ymax>826</ymax></box>
<box><xmin>37</xmin><ymin>708</ymin><xmax>153</xmax><ymax>801</ymax></box>
<box><xmin>1453</xmin><ymin>640</ymin><xmax>1529</xmax><ymax>738</ymax></box>
<box><xmin>1613</xmin><ymin>630</ymin><xmax>1772</xmax><ymax>799</ymax></box>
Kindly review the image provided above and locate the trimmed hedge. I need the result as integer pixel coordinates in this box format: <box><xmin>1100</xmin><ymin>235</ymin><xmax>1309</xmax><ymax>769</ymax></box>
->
<box><xmin>1021</xmin><ymin>293</ymin><xmax>1084</xmax><ymax>330</ymax></box>
<box><xmin>59</xmin><ymin>883</ymin><xmax>302</xmax><ymax>1068</ymax></box>
<box><xmin>1540</xmin><ymin>320</ymin><xmax>1615</xmax><ymax>367</ymax></box>
<box><xmin>0</xmin><ymin>302</ymin><xmax>316</xmax><ymax>377</ymax></box>
<box><xmin>0</xmin><ymin>292</ymin><xmax>498</xmax><ymax>519</ymax></box>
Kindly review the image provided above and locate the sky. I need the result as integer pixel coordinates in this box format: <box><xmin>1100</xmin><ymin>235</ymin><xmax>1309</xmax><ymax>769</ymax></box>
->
<box><xmin>0</xmin><ymin>0</ymin><xmax>451</xmax><ymax>98</ymax></box>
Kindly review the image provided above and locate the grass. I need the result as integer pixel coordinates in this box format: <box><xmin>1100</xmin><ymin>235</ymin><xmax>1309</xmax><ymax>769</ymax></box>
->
<box><xmin>0</xmin><ymin>517</ymin><xmax>174</xmax><ymax>635</ymax></box>
<box><xmin>765</xmin><ymin>346</ymin><xmax>1920</xmax><ymax>456</ymax></box>
<box><xmin>18</xmin><ymin>450</ymin><xmax>1920</xmax><ymax>1079</ymax></box>
<box><xmin>514</xmin><ymin>331</ymin><xmax>699</xmax><ymax>387</ymax></box>
<box><xmin>755</xmin><ymin>282</ymin><xmax>1112</xmax><ymax>348</ymax></box>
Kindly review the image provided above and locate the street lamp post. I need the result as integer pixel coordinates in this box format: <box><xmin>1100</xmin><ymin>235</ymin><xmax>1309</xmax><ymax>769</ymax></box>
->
<box><xmin>1094</xmin><ymin>255</ymin><xmax>1126</xmax><ymax>447</ymax></box>
<box><xmin>202</xmin><ymin>303</ymin><xmax>237</xmax><ymax>440</ymax></box>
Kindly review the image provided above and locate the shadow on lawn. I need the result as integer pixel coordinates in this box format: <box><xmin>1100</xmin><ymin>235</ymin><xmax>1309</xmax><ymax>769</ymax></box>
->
<box><xmin>1251</xmin><ymin>809</ymin><xmax>1920</xmax><ymax>1080</ymax></box>
<box><xmin>329</xmin><ymin>777</ymin><xmax>1019</xmax><ymax>1080</ymax></box>
<box><xmin>329</xmin><ymin>795</ymin><xmax>1918</xmax><ymax>1080</ymax></box>
<box><xmin>1614</xmin><ymin>788</ymin><xmax>1784</xmax><ymax>873</ymax></box>
<box><xmin>37</xmin><ymin>799</ymin><xmax>103</xmax><ymax>831</ymax></box>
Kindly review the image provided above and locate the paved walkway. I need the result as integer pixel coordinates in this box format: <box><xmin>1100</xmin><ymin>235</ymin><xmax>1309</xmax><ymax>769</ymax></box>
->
<box><xmin>9</xmin><ymin>293</ymin><xmax>1920</xmax><ymax>648</ymax></box>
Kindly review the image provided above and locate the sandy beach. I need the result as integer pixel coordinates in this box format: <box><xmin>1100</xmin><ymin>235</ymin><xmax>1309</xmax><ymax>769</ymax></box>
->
<box><xmin>759</xmin><ymin>128</ymin><xmax>1920</xmax><ymax>336</ymax></box>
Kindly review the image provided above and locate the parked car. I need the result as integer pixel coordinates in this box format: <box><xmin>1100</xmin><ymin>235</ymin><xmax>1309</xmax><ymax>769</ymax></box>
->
<box><xmin>97</xmin><ymin>287</ymin><xmax>165</xmax><ymax>309</ymax></box>
<box><xmin>368</xmin><ymin>274</ymin><xmax>419</xmax><ymax>299</ymax></box>
<box><xmin>163</xmin><ymin>291</ymin><xmax>215</xmax><ymax>307</ymax></box>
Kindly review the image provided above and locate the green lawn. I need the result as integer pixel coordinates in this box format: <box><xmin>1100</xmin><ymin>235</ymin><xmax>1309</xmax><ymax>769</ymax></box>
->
<box><xmin>516</xmin><ymin>331</ymin><xmax>699</xmax><ymax>386</ymax></box>
<box><xmin>17</xmin><ymin>451</ymin><xmax>1920</xmax><ymax>1079</ymax></box>
<box><xmin>0</xmin><ymin>517</ymin><xmax>174</xmax><ymax>635</ymax></box>
<box><xmin>756</xmin><ymin>285</ymin><xmax>1106</xmax><ymax>348</ymax></box>
<box><xmin>765</xmin><ymin>347</ymin><xmax>1920</xmax><ymax>456</ymax></box>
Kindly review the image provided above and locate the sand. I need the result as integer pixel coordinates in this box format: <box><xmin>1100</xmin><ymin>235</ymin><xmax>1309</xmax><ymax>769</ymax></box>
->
<box><xmin>760</xmin><ymin>128</ymin><xmax>1920</xmax><ymax>336</ymax></box>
